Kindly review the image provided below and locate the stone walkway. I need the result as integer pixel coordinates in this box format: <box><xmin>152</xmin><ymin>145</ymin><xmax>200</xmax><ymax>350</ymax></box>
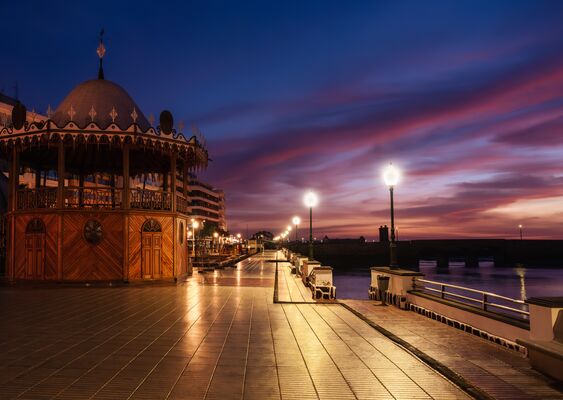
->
<box><xmin>341</xmin><ymin>300</ymin><xmax>563</xmax><ymax>400</ymax></box>
<box><xmin>0</xmin><ymin>250</ymin><xmax>471</xmax><ymax>399</ymax></box>
<box><xmin>276</xmin><ymin>257</ymin><xmax>315</xmax><ymax>303</ymax></box>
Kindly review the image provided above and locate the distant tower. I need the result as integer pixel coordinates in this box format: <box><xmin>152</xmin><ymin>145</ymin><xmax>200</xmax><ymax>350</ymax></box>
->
<box><xmin>379</xmin><ymin>225</ymin><xmax>389</xmax><ymax>242</ymax></box>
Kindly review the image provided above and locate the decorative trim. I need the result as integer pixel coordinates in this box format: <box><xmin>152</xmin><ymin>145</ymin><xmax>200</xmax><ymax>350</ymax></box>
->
<box><xmin>83</xmin><ymin>219</ymin><xmax>103</xmax><ymax>245</ymax></box>
<box><xmin>142</xmin><ymin>219</ymin><xmax>162</xmax><ymax>232</ymax></box>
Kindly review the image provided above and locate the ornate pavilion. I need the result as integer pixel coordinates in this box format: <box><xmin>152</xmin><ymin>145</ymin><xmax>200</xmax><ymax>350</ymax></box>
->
<box><xmin>0</xmin><ymin>38</ymin><xmax>208</xmax><ymax>282</ymax></box>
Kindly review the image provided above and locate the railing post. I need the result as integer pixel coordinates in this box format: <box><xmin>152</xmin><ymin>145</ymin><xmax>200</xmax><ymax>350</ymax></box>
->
<box><xmin>123</xmin><ymin>143</ymin><xmax>130</xmax><ymax>209</ymax></box>
<box><xmin>171</xmin><ymin>152</ymin><xmax>177</xmax><ymax>213</ymax></box>
<box><xmin>57</xmin><ymin>141</ymin><xmax>65</xmax><ymax>209</ymax></box>
<box><xmin>482</xmin><ymin>293</ymin><xmax>487</xmax><ymax>311</ymax></box>
<box><xmin>441</xmin><ymin>284</ymin><xmax>445</xmax><ymax>299</ymax></box>
<box><xmin>10</xmin><ymin>147</ymin><xmax>19</xmax><ymax>212</ymax></box>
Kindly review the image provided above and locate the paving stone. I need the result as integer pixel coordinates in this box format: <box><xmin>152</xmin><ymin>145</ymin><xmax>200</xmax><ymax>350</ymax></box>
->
<box><xmin>0</xmin><ymin>251</ymin><xmax>473</xmax><ymax>399</ymax></box>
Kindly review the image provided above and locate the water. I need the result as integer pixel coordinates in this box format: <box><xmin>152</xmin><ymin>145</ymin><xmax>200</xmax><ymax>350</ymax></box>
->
<box><xmin>334</xmin><ymin>261</ymin><xmax>563</xmax><ymax>300</ymax></box>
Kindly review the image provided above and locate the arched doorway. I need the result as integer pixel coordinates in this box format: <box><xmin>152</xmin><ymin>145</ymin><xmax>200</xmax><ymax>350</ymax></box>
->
<box><xmin>25</xmin><ymin>219</ymin><xmax>45</xmax><ymax>280</ymax></box>
<box><xmin>141</xmin><ymin>219</ymin><xmax>162</xmax><ymax>279</ymax></box>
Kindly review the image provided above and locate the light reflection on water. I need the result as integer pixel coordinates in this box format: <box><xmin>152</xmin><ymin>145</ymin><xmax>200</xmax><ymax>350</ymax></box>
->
<box><xmin>333</xmin><ymin>261</ymin><xmax>563</xmax><ymax>300</ymax></box>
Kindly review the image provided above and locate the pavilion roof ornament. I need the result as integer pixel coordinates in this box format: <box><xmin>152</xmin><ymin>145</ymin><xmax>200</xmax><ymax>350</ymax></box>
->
<box><xmin>148</xmin><ymin>113</ymin><xmax>155</xmax><ymax>126</ymax></box>
<box><xmin>97</xmin><ymin>28</ymin><xmax>106</xmax><ymax>80</ymax></box>
<box><xmin>131</xmin><ymin>107</ymin><xmax>138</xmax><ymax>124</ymax></box>
<box><xmin>68</xmin><ymin>105</ymin><xmax>76</xmax><ymax>121</ymax></box>
<box><xmin>178</xmin><ymin>120</ymin><xmax>185</xmax><ymax>132</ymax></box>
<box><xmin>47</xmin><ymin>105</ymin><xmax>53</xmax><ymax>119</ymax></box>
<box><xmin>109</xmin><ymin>106</ymin><xmax>118</xmax><ymax>123</ymax></box>
<box><xmin>31</xmin><ymin>108</ymin><xmax>36</xmax><ymax>122</ymax></box>
<box><xmin>89</xmin><ymin>106</ymin><xmax>97</xmax><ymax>122</ymax></box>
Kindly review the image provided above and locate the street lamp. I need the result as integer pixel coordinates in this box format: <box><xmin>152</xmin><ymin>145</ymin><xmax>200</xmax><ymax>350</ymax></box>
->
<box><xmin>304</xmin><ymin>191</ymin><xmax>319</xmax><ymax>260</ymax></box>
<box><xmin>383</xmin><ymin>164</ymin><xmax>400</xmax><ymax>269</ymax></box>
<box><xmin>292</xmin><ymin>216</ymin><xmax>301</xmax><ymax>241</ymax></box>
<box><xmin>213</xmin><ymin>231</ymin><xmax>219</xmax><ymax>253</ymax></box>
<box><xmin>518</xmin><ymin>224</ymin><xmax>523</xmax><ymax>240</ymax></box>
<box><xmin>191</xmin><ymin>220</ymin><xmax>200</xmax><ymax>262</ymax></box>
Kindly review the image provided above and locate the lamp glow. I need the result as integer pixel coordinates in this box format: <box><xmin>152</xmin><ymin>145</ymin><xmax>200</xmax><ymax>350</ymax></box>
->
<box><xmin>192</xmin><ymin>221</ymin><xmax>200</xmax><ymax>229</ymax></box>
<box><xmin>292</xmin><ymin>216</ymin><xmax>301</xmax><ymax>225</ymax></box>
<box><xmin>303</xmin><ymin>191</ymin><xmax>319</xmax><ymax>208</ymax></box>
<box><xmin>383</xmin><ymin>163</ymin><xmax>401</xmax><ymax>187</ymax></box>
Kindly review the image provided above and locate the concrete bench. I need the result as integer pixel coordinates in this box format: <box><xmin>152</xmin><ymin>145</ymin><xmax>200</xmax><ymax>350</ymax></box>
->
<box><xmin>518</xmin><ymin>309</ymin><xmax>563</xmax><ymax>382</ymax></box>
<box><xmin>301</xmin><ymin>260</ymin><xmax>321</xmax><ymax>285</ymax></box>
<box><xmin>309</xmin><ymin>266</ymin><xmax>336</xmax><ymax>300</ymax></box>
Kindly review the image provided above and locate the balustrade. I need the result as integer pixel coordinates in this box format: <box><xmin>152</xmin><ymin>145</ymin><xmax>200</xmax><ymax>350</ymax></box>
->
<box><xmin>130</xmin><ymin>188</ymin><xmax>172</xmax><ymax>211</ymax></box>
<box><xmin>17</xmin><ymin>188</ymin><xmax>58</xmax><ymax>210</ymax></box>
<box><xmin>64</xmin><ymin>187</ymin><xmax>122</xmax><ymax>209</ymax></box>
<box><xmin>176</xmin><ymin>195</ymin><xmax>190</xmax><ymax>215</ymax></box>
<box><xmin>15</xmin><ymin>187</ymin><xmax>183</xmax><ymax>213</ymax></box>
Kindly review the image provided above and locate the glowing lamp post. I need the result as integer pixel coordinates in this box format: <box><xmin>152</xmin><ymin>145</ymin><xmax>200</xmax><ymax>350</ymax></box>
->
<box><xmin>286</xmin><ymin>225</ymin><xmax>292</xmax><ymax>242</ymax></box>
<box><xmin>383</xmin><ymin>164</ymin><xmax>400</xmax><ymax>269</ymax></box>
<box><xmin>191</xmin><ymin>220</ymin><xmax>200</xmax><ymax>261</ymax></box>
<box><xmin>518</xmin><ymin>224</ymin><xmax>523</xmax><ymax>240</ymax></box>
<box><xmin>292</xmin><ymin>216</ymin><xmax>301</xmax><ymax>241</ymax></box>
<box><xmin>304</xmin><ymin>191</ymin><xmax>319</xmax><ymax>260</ymax></box>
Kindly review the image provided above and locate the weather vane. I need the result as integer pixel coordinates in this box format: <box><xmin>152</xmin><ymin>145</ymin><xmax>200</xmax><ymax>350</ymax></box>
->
<box><xmin>97</xmin><ymin>28</ymin><xmax>106</xmax><ymax>79</ymax></box>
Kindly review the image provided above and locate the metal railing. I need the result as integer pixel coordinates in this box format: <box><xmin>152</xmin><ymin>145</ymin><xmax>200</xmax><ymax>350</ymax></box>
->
<box><xmin>413</xmin><ymin>278</ymin><xmax>529</xmax><ymax>320</ymax></box>
<box><xmin>176</xmin><ymin>194</ymin><xmax>190</xmax><ymax>215</ymax></box>
<box><xmin>130</xmin><ymin>188</ymin><xmax>172</xmax><ymax>211</ymax></box>
<box><xmin>17</xmin><ymin>188</ymin><xmax>58</xmax><ymax>209</ymax></box>
<box><xmin>65</xmin><ymin>187</ymin><xmax>122</xmax><ymax>209</ymax></box>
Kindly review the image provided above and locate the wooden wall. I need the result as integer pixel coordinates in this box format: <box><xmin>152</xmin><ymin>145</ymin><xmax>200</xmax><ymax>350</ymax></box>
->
<box><xmin>62</xmin><ymin>213</ymin><xmax>123</xmax><ymax>280</ymax></box>
<box><xmin>13</xmin><ymin>214</ymin><xmax>58</xmax><ymax>280</ymax></box>
<box><xmin>176</xmin><ymin>217</ymin><xmax>188</xmax><ymax>276</ymax></box>
<box><xmin>127</xmin><ymin>214</ymin><xmax>174</xmax><ymax>280</ymax></box>
<box><xmin>11</xmin><ymin>211</ymin><xmax>187</xmax><ymax>282</ymax></box>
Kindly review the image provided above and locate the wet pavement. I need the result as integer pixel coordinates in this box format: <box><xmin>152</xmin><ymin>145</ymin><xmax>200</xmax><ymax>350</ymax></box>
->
<box><xmin>0</xmin><ymin>251</ymin><xmax>471</xmax><ymax>399</ymax></box>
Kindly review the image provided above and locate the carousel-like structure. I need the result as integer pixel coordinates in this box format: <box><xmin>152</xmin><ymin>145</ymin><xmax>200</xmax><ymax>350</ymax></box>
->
<box><xmin>0</xmin><ymin>37</ymin><xmax>208</xmax><ymax>282</ymax></box>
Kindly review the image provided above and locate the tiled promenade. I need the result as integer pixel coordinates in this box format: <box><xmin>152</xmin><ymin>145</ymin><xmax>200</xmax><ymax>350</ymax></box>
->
<box><xmin>0</xmin><ymin>251</ymin><xmax>470</xmax><ymax>399</ymax></box>
<box><xmin>341</xmin><ymin>300</ymin><xmax>563</xmax><ymax>400</ymax></box>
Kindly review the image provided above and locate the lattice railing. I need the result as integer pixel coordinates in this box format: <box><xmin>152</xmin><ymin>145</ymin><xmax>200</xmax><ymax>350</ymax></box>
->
<box><xmin>17</xmin><ymin>188</ymin><xmax>58</xmax><ymax>210</ymax></box>
<box><xmin>64</xmin><ymin>187</ymin><xmax>122</xmax><ymax>209</ymax></box>
<box><xmin>176</xmin><ymin>195</ymin><xmax>190</xmax><ymax>215</ymax></box>
<box><xmin>130</xmin><ymin>189</ymin><xmax>172</xmax><ymax>211</ymax></box>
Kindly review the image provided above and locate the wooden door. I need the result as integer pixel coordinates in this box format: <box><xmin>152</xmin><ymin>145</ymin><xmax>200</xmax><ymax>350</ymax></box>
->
<box><xmin>142</xmin><ymin>232</ymin><xmax>162</xmax><ymax>279</ymax></box>
<box><xmin>25</xmin><ymin>219</ymin><xmax>45</xmax><ymax>280</ymax></box>
<box><xmin>25</xmin><ymin>233</ymin><xmax>45</xmax><ymax>280</ymax></box>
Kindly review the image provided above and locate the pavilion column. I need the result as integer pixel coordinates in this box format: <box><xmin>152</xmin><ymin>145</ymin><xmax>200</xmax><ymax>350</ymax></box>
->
<box><xmin>183</xmin><ymin>162</ymin><xmax>188</xmax><ymax>198</ymax></box>
<box><xmin>122</xmin><ymin>143</ymin><xmax>130</xmax><ymax>282</ymax></box>
<box><xmin>7</xmin><ymin>146</ymin><xmax>18</xmax><ymax>281</ymax></box>
<box><xmin>9</xmin><ymin>146</ymin><xmax>18</xmax><ymax>212</ymax></box>
<box><xmin>171</xmin><ymin>153</ymin><xmax>177</xmax><ymax>213</ymax></box>
<box><xmin>35</xmin><ymin>168</ymin><xmax>41</xmax><ymax>189</ymax></box>
<box><xmin>123</xmin><ymin>144</ymin><xmax>130</xmax><ymax>209</ymax></box>
<box><xmin>57</xmin><ymin>142</ymin><xmax>65</xmax><ymax>208</ymax></box>
<box><xmin>57</xmin><ymin>141</ymin><xmax>65</xmax><ymax>281</ymax></box>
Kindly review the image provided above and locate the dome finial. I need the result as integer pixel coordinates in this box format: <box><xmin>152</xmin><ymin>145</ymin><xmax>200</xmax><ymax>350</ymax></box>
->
<box><xmin>97</xmin><ymin>28</ymin><xmax>106</xmax><ymax>80</ymax></box>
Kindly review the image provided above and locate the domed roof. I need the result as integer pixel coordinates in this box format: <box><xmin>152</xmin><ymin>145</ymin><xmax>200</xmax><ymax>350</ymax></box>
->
<box><xmin>51</xmin><ymin>79</ymin><xmax>150</xmax><ymax>131</ymax></box>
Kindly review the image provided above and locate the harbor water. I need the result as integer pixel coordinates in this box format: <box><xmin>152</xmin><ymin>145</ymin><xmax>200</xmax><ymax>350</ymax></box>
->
<box><xmin>334</xmin><ymin>261</ymin><xmax>563</xmax><ymax>300</ymax></box>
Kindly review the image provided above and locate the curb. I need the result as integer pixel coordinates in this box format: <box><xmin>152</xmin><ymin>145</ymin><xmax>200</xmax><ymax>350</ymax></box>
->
<box><xmin>339</xmin><ymin>302</ymin><xmax>493</xmax><ymax>400</ymax></box>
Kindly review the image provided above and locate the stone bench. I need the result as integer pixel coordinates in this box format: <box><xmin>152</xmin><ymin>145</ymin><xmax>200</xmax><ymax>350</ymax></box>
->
<box><xmin>294</xmin><ymin>256</ymin><xmax>308</xmax><ymax>276</ymax></box>
<box><xmin>301</xmin><ymin>259</ymin><xmax>321</xmax><ymax>285</ymax></box>
<box><xmin>517</xmin><ymin>302</ymin><xmax>563</xmax><ymax>382</ymax></box>
<box><xmin>309</xmin><ymin>266</ymin><xmax>336</xmax><ymax>300</ymax></box>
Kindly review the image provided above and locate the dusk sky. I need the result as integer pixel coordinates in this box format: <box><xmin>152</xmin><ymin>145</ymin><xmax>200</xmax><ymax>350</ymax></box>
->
<box><xmin>3</xmin><ymin>1</ymin><xmax>563</xmax><ymax>240</ymax></box>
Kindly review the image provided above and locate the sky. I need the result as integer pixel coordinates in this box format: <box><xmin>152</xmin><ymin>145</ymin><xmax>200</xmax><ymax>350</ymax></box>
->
<box><xmin>2</xmin><ymin>0</ymin><xmax>563</xmax><ymax>240</ymax></box>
